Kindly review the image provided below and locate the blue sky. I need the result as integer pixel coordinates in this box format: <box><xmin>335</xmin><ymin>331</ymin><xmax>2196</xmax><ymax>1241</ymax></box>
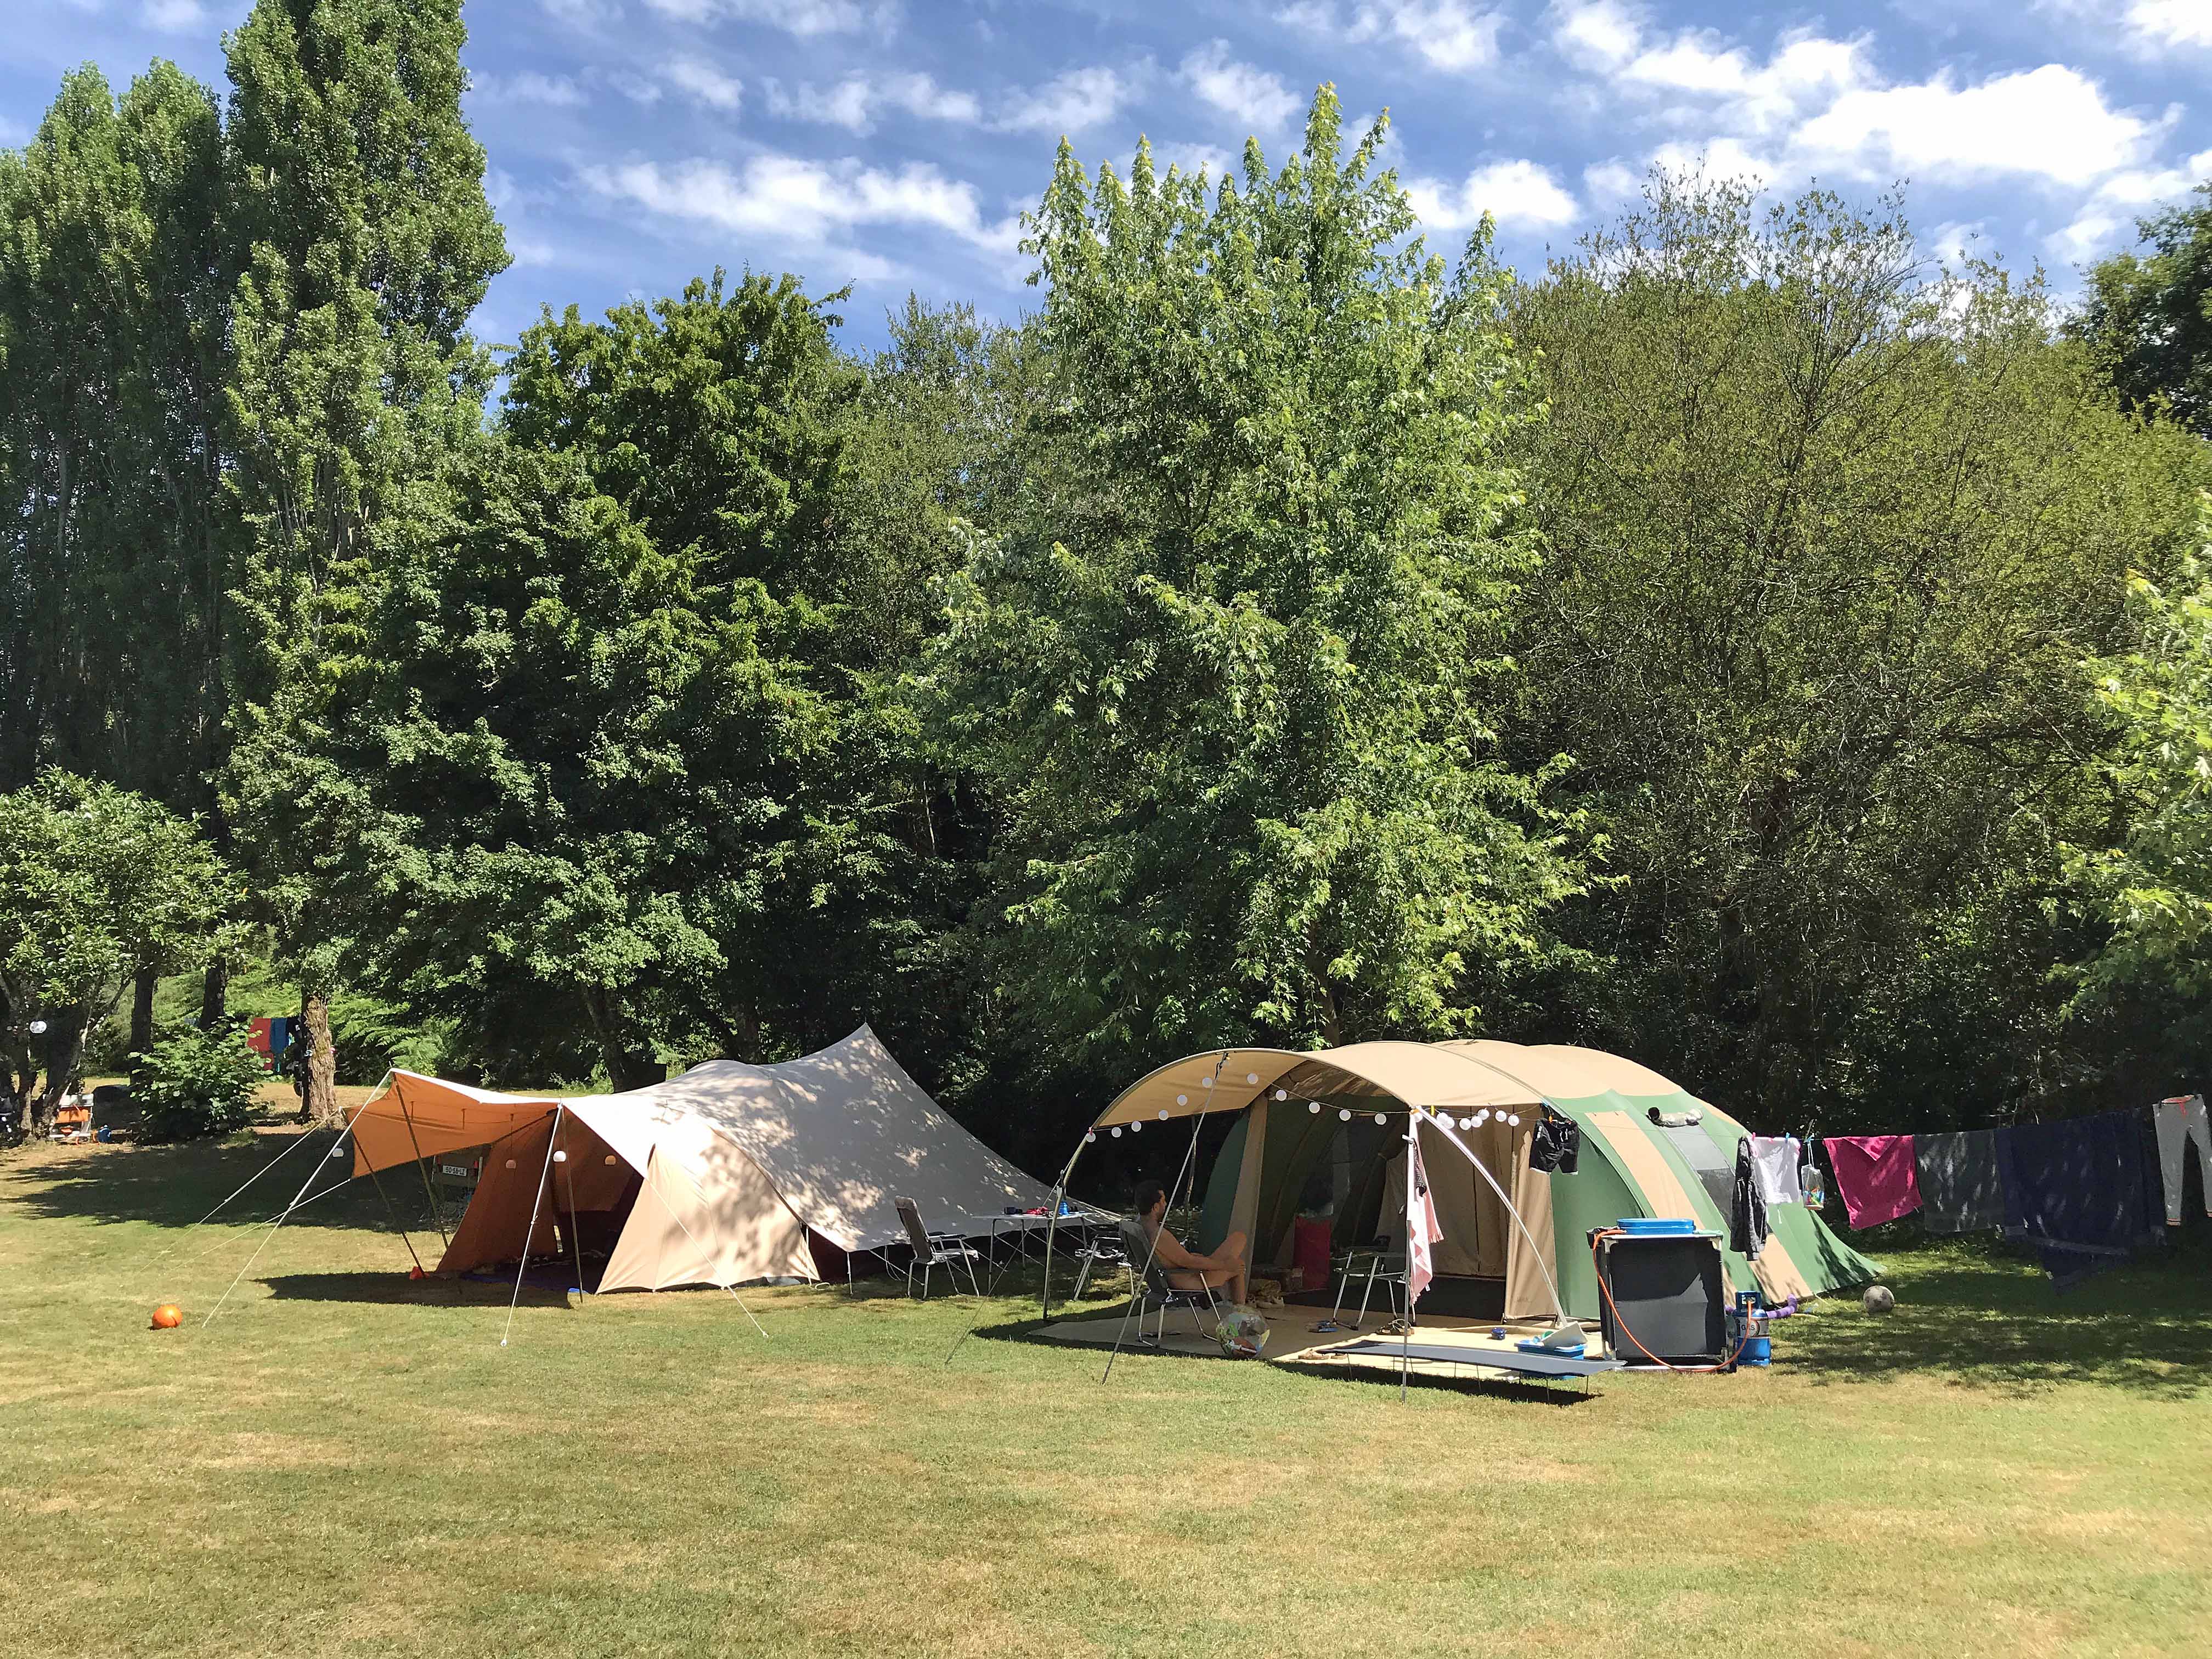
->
<box><xmin>7</xmin><ymin>1</ymin><xmax>2211</xmax><ymax>353</ymax></box>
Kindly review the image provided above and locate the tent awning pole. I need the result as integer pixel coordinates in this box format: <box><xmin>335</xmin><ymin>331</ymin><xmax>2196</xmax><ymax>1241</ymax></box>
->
<box><xmin>392</xmin><ymin>1078</ymin><xmax>450</xmax><ymax>1250</ymax></box>
<box><xmin>500</xmin><ymin>1105</ymin><xmax>564</xmax><ymax>1348</ymax></box>
<box><xmin>1425</xmin><ymin>1111</ymin><xmax>1570</xmax><ymax>1327</ymax></box>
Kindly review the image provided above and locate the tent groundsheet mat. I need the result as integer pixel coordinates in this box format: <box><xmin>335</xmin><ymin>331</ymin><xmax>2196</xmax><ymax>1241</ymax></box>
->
<box><xmin>1038</xmin><ymin>1305</ymin><xmax>1610</xmax><ymax>1385</ymax></box>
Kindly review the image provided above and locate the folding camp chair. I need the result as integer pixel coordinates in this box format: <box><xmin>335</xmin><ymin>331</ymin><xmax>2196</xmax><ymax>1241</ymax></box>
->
<box><xmin>1118</xmin><ymin>1217</ymin><xmax>1222</xmax><ymax>1345</ymax></box>
<box><xmin>1330</xmin><ymin>1239</ymin><xmax>1407</xmax><ymax>1330</ymax></box>
<box><xmin>1068</xmin><ymin>1218</ymin><xmax>1127</xmax><ymax>1301</ymax></box>
<box><xmin>895</xmin><ymin>1197</ymin><xmax>982</xmax><ymax>1300</ymax></box>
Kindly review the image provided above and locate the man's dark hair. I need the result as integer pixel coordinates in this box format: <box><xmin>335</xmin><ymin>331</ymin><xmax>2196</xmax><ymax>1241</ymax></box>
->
<box><xmin>1133</xmin><ymin>1180</ymin><xmax>1167</xmax><ymax>1216</ymax></box>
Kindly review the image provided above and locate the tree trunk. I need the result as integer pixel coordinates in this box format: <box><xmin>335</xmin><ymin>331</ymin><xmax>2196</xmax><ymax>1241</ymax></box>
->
<box><xmin>582</xmin><ymin>986</ymin><xmax>663</xmax><ymax>1092</ymax></box>
<box><xmin>199</xmin><ymin>957</ymin><xmax>228</xmax><ymax>1029</ymax></box>
<box><xmin>128</xmin><ymin>968</ymin><xmax>157</xmax><ymax>1082</ymax></box>
<box><xmin>301</xmin><ymin>990</ymin><xmax>338</xmax><ymax>1125</ymax></box>
<box><xmin>31</xmin><ymin>1021</ymin><xmax>86</xmax><ymax>1136</ymax></box>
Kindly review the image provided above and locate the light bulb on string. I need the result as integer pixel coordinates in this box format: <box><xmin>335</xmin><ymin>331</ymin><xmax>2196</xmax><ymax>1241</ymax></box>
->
<box><xmin>1129</xmin><ymin>1121</ymin><xmax>1141</xmax><ymax>1133</ymax></box>
<box><xmin>1339</xmin><ymin>1109</ymin><xmax>1352</xmax><ymax>1121</ymax></box>
<box><xmin>1158</xmin><ymin>1109</ymin><xmax>1170</xmax><ymax>1120</ymax></box>
<box><xmin>1374</xmin><ymin>1113</ymin><xmax>1387</xmax><ymax>1125</ymax></box>
<box><xmin>1110</xmin><ymin>1127</ymin><xmax>1121</xmax><ymax>1138</ymax></box>
<box><xmin>1275</xmin><ymin>1089</ymin><xmax>1288</xmax><ymax>1101</ymax></box>
<box><xmin>1176</xmin><ymin>1094</ymin><xmax>1188</xmax><ymax>1107</ymax></box>
<box><xmin>1085</xmin><ymin>1132</ymin><xmax>1097</xmax><ymax>1143</ymax></box>
<box><xmin>1245</xmin><ymin>1073</ymin><xmax>1258</xmax><ymax>1085</ymax></box>
<box><xmin>1200</xmin><ymin>1077</ymin><xmax>1213</xmax><ymax>1090</ymax></box>
<box><xmin>1508</xmin><ymin>1114</ymin><xmax>1521</xmax><ymax>1127</ymax></box>
<box><xmin>604</xmin><ymin>1155</ymin><xmax>618</xmax><ymax>1165</ymax></box>
<box><xmin>553</xmin><ymin>1150</ymin><xmax>567</xmax><ymax>1164</ymax></box>
<box><xmin>1308</xmin><ymin>1102</ymin><xmax>1322</xmax><ymax>1114</ymax></box>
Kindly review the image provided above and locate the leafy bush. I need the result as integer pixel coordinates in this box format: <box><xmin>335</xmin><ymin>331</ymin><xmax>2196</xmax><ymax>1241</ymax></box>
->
<box><xmin>131</xmin><ymin>1026</ymin><xmax>265</xmax><ymax>1141</ymax></box>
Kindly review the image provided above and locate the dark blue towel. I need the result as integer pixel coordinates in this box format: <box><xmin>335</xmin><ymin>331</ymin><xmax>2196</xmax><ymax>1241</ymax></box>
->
<box><xmin>1997</xmin><ymin>1110</ymin><xmax>2164</xmax><ymax>1286</ymax></box>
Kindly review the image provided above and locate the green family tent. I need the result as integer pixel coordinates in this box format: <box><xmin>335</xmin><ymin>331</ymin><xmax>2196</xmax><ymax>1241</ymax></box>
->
<box><xmin>1065</xmin><ymin>1039</ymin><xmax>1877</xmax><ymax>1321</ymax></box>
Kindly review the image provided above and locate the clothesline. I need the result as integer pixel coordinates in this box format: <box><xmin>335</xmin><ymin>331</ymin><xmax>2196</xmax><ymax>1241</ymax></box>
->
<box><xmin>1795</xmin><ymin>1094</ymin><xmax>2205</xmax><ymax>1285</ymax></box>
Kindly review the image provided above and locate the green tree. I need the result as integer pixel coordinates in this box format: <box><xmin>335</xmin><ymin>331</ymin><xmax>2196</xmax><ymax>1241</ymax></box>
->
<box><xmin>932</xmin><ymin>89</ymin><xmax>1583</xmax><ymax>1084</ymax></box>
<box><xmin>0</xmin><ymin>772</ymin><xmax>230</xmax><ymax>1132</ymax></box>
<box><xmin>221</xmin><ymin>0</ymin><xmax>509</xmax><ymax>1106</ymax></box>
<box><xmin>1507</xmin><ymin>172</ymin><xmax>2211</xmax><ymax>1127</ymax></box>
<box><xmin>229</xmin><ymin>430</ymin><xmax>841</xmax><ymax>1090</ymax></box>
<box><xmin>2071</xmin><ymin>180</ymin><xmax>2212</xmax><ymax>436</ymax></box>
<box><xmin>2072</xmin><ymin>501</ymin><xmax>2212</xmax><ymax>1007</ymax></box>
<box><xmin>0</xmin><ymin>64</ymin><xmax>229</xmax><ymax>807</ymax></box>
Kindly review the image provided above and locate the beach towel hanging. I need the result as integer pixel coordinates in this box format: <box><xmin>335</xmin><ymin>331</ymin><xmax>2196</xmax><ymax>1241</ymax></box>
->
<box><xmin>1824</xmin><ymin>1135</ymin><xmax>1922</xmax><ymax>1229</ymax></box>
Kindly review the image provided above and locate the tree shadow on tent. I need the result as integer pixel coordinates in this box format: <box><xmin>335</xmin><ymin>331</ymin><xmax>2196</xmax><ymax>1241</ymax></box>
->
<box><xmin>1783</xmin><ymin>1235</ymin><xmax>2212</xmax><ymax>1400</ymax></box>
<box><xmin>258</xmin><ymin>1269</ymin><xmax>572</xmax><ymax>1308</ymax></box>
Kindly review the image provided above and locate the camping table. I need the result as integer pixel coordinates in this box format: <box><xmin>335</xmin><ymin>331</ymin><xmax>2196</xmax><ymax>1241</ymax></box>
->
<box><xmin>1317</xmin><ymin>1336</ymin><xmax>1628</xmax><ymax>1395</ymax></box>
<box><xmin>986</xmin><ymin>1211</ymin><xmax>1101</xmax><ymax>1292</ymax></box>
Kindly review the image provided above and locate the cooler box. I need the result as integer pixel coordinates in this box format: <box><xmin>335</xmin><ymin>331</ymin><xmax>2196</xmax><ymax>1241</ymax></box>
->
<box><xmin>1592</xmin><ymin>1228</ymin><xmax>1725</xmax><ymax>1365</ymax></box>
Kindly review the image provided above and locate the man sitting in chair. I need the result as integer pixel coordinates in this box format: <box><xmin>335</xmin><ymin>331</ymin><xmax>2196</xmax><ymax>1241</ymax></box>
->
<box><xmin>1134</xmin><ymin>1181</ymin><xmax>1250</xmax><ymax>1306</ymax></box>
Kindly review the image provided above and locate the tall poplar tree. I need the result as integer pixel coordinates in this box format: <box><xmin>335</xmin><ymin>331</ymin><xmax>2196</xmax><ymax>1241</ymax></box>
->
<box><xmin>222</xmin><ymin>0</ymin><xmax>508</xmax><ymax>1116</ymax></box>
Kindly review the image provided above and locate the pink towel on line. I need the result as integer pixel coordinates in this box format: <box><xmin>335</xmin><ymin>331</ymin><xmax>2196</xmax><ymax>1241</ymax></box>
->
<box><xmin>1824</xmin><ymin>1135</ymin><xmax>1922</xmax><ymax>1228</ymax></box>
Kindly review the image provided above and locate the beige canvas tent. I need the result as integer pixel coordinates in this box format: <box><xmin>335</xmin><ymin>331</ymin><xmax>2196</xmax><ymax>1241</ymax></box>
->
<box><xmin>347</xmin><ymin>1026</ymin><xmax>1053</xmax><ymax>1290</ymax></box>
<box><xmin>1059</xmin><ymin>1039</ymin><xmax>1878</xmax><ymax>1322</ymax></box>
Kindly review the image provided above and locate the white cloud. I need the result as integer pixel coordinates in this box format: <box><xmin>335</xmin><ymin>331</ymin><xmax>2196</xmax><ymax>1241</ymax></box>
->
<box><xmin>1649</xmin><ymin>136</ymin><xmax>1772</xmax><ymax>185</ymax></box>
<box><xmin>1550</xmin><ymin>0</ymin><xmax>1638</xmax><ymax>69</ymax></box>
<box><xmin>142</xmin><ymin>0</ymin><xmax>206</xmax><ymax>29</ymax></box>
<box><xmin>994</xmin><ymin>66</ymin><xmax>1137</xmax><ymax>135</ymax></box>
<box><xmin>1582</xmin><ymin>157</ymin><xmax>1641</xmax><ymax>201</ymax></box>
<box><xmin>1793</xmin><ymin>64</ymin><xmax>2159</xmax><ymax>189</ymax></box>
<box><xmin>1158</xmin><ymin>141</ymin><xmax>1239</xmax><ymax>180</ymax></box>
<box><xmin>2126</xmin><ymin>0</ymin><xmax>2212</xmax><ymax>47</ymax></box>
<box><xmin>1180</xmin><ymin>41</ymin><xmax>1301</xmax><ymax>132</ymax></box>
<box><xmin>473</xmin><ymin>72</ymin><xmax>589</xmax><ymax>108</ymax></box>
<box><xmin>640</xmin><ymin>0</ymin><xmax>891</xmax><ymax>34</ymax></box>
<box><xmin>665</xmin><ymin>58</ymin><xmax>743</xmax><ymax>111</ymax></box>
<box><xmin>1278</xmin><ymin>1</ymin><xmax>1505</xmax><ymax>75</ymax></box>
<box><xmin>1407</xmin><ymin>159</ymin><xmax>1579</xmax><ymax>229</ymax></box>
<box><xmin>765</xmin><ymin>71</ymin><xmax>980</xmax><ymax>136</ymax></box>
<box><xmin>2046</xmin><ymin>147</ymin><xmax>2212</xmax><ymax>263</ymax></box>
<box><xmin>609</xmin><ymin>72</ymin><xmax>664</xmax><ymax>105</ymax></box>
<box><xmin>580</xmin><ymin>154</ymin><xmax>1022</xmax><ymax>257</ymax></box>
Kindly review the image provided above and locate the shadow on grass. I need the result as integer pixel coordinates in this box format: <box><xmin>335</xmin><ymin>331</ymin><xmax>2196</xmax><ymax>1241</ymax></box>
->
<box><xmin>258</xmin><ymin>1269</ymin><xmax>572</xmax><ymax>1308</ymax></box>
<box><xmin>2</xmin><ymin>1130</ymin><xmax>450</xmax><ymax>1234</ymax></box>
<box><xmin>1786</xmin><ymin>1236</ymin><xmax>2212</xmax><ymax>1398</ymax></box>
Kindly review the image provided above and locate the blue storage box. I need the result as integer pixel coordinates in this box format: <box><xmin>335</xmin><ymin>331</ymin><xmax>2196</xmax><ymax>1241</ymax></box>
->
<box><xmin>1618</xmin><ymin>1216</ymin><xmax>1697</xmax><ymax>1235</ymax></box>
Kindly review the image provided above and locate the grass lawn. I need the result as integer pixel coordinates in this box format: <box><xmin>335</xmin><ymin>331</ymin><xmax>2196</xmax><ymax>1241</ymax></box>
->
<box><xmin>2</xmin><ymin>1129</ymin><xmax>2208</xmax><ymax>1658</ymax></box>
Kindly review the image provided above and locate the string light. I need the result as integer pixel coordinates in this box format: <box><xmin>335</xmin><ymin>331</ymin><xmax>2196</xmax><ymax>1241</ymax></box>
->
<box><xmin>553</xmin><ymin>1150</ymin><xmax>568</xmax><ymax>1164</ymax></box>
<box><xmin>1374</xmin><ymin>1113</ymin><xmax>1387</xmax><ymax>1125</ymax></box>
<box><xmin>504</xmin><ymin>1159</ymin><xmax>518</xmax><ymax>1170</ymax></box>
<box><xmin>1158</xmin><ymin>1108</ymin><xmax>1170</xmax><ymax>1120</ymax></box>
<box><xmin>1245</xmin><ymin>1073</ymin><xmax>1259</xmax><ymax>1085</ymax></box>
<box><xmin>1085</xmin><ymin>1132</ymin><xmax>1097</xmax><ymax>1143</ymax></box>
<box><xmin>1130</xmin><ymin>1121</ymin><xmax>1142</xmax><ymax>1133</ymax></box>
<box><xmin>604</xmin><ymin>1155</ymin><xmax>617</xmax><ymax>1165</ymax></box>
<box><xmin>1110</xmin><ymin>1127</ymin><xmax>1122</xmax><ymax>1138</ymax></box>
<box><xmin>1508</xmin><ymin>1114</ymin><xmax>1521</xmax><ymax>1127</ymax></box>
<box><xmin>1176</xmin><ymin>1094</ymin><xmax>1188</xmax><ymax>1107</ymax></box>
<box><xmin>1275</xmin><ymin>1089</ymin><xmax>1288</xmax><ymax>1101</ymax></box>
<box><xmin>1308</xmin><ymin>1102</ymin><xmax>1322</xmax><ymax>1114</ymax></box>
<box><xmin>1200</xmin><ymin>1077</ymin><xmax>1214</xmax><ymax>1090</ymax></box>
<box><xmin>1339</xmin><ymin>1109</ymin><xmax>1352</xmax><ymax>1121</ymax></box>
